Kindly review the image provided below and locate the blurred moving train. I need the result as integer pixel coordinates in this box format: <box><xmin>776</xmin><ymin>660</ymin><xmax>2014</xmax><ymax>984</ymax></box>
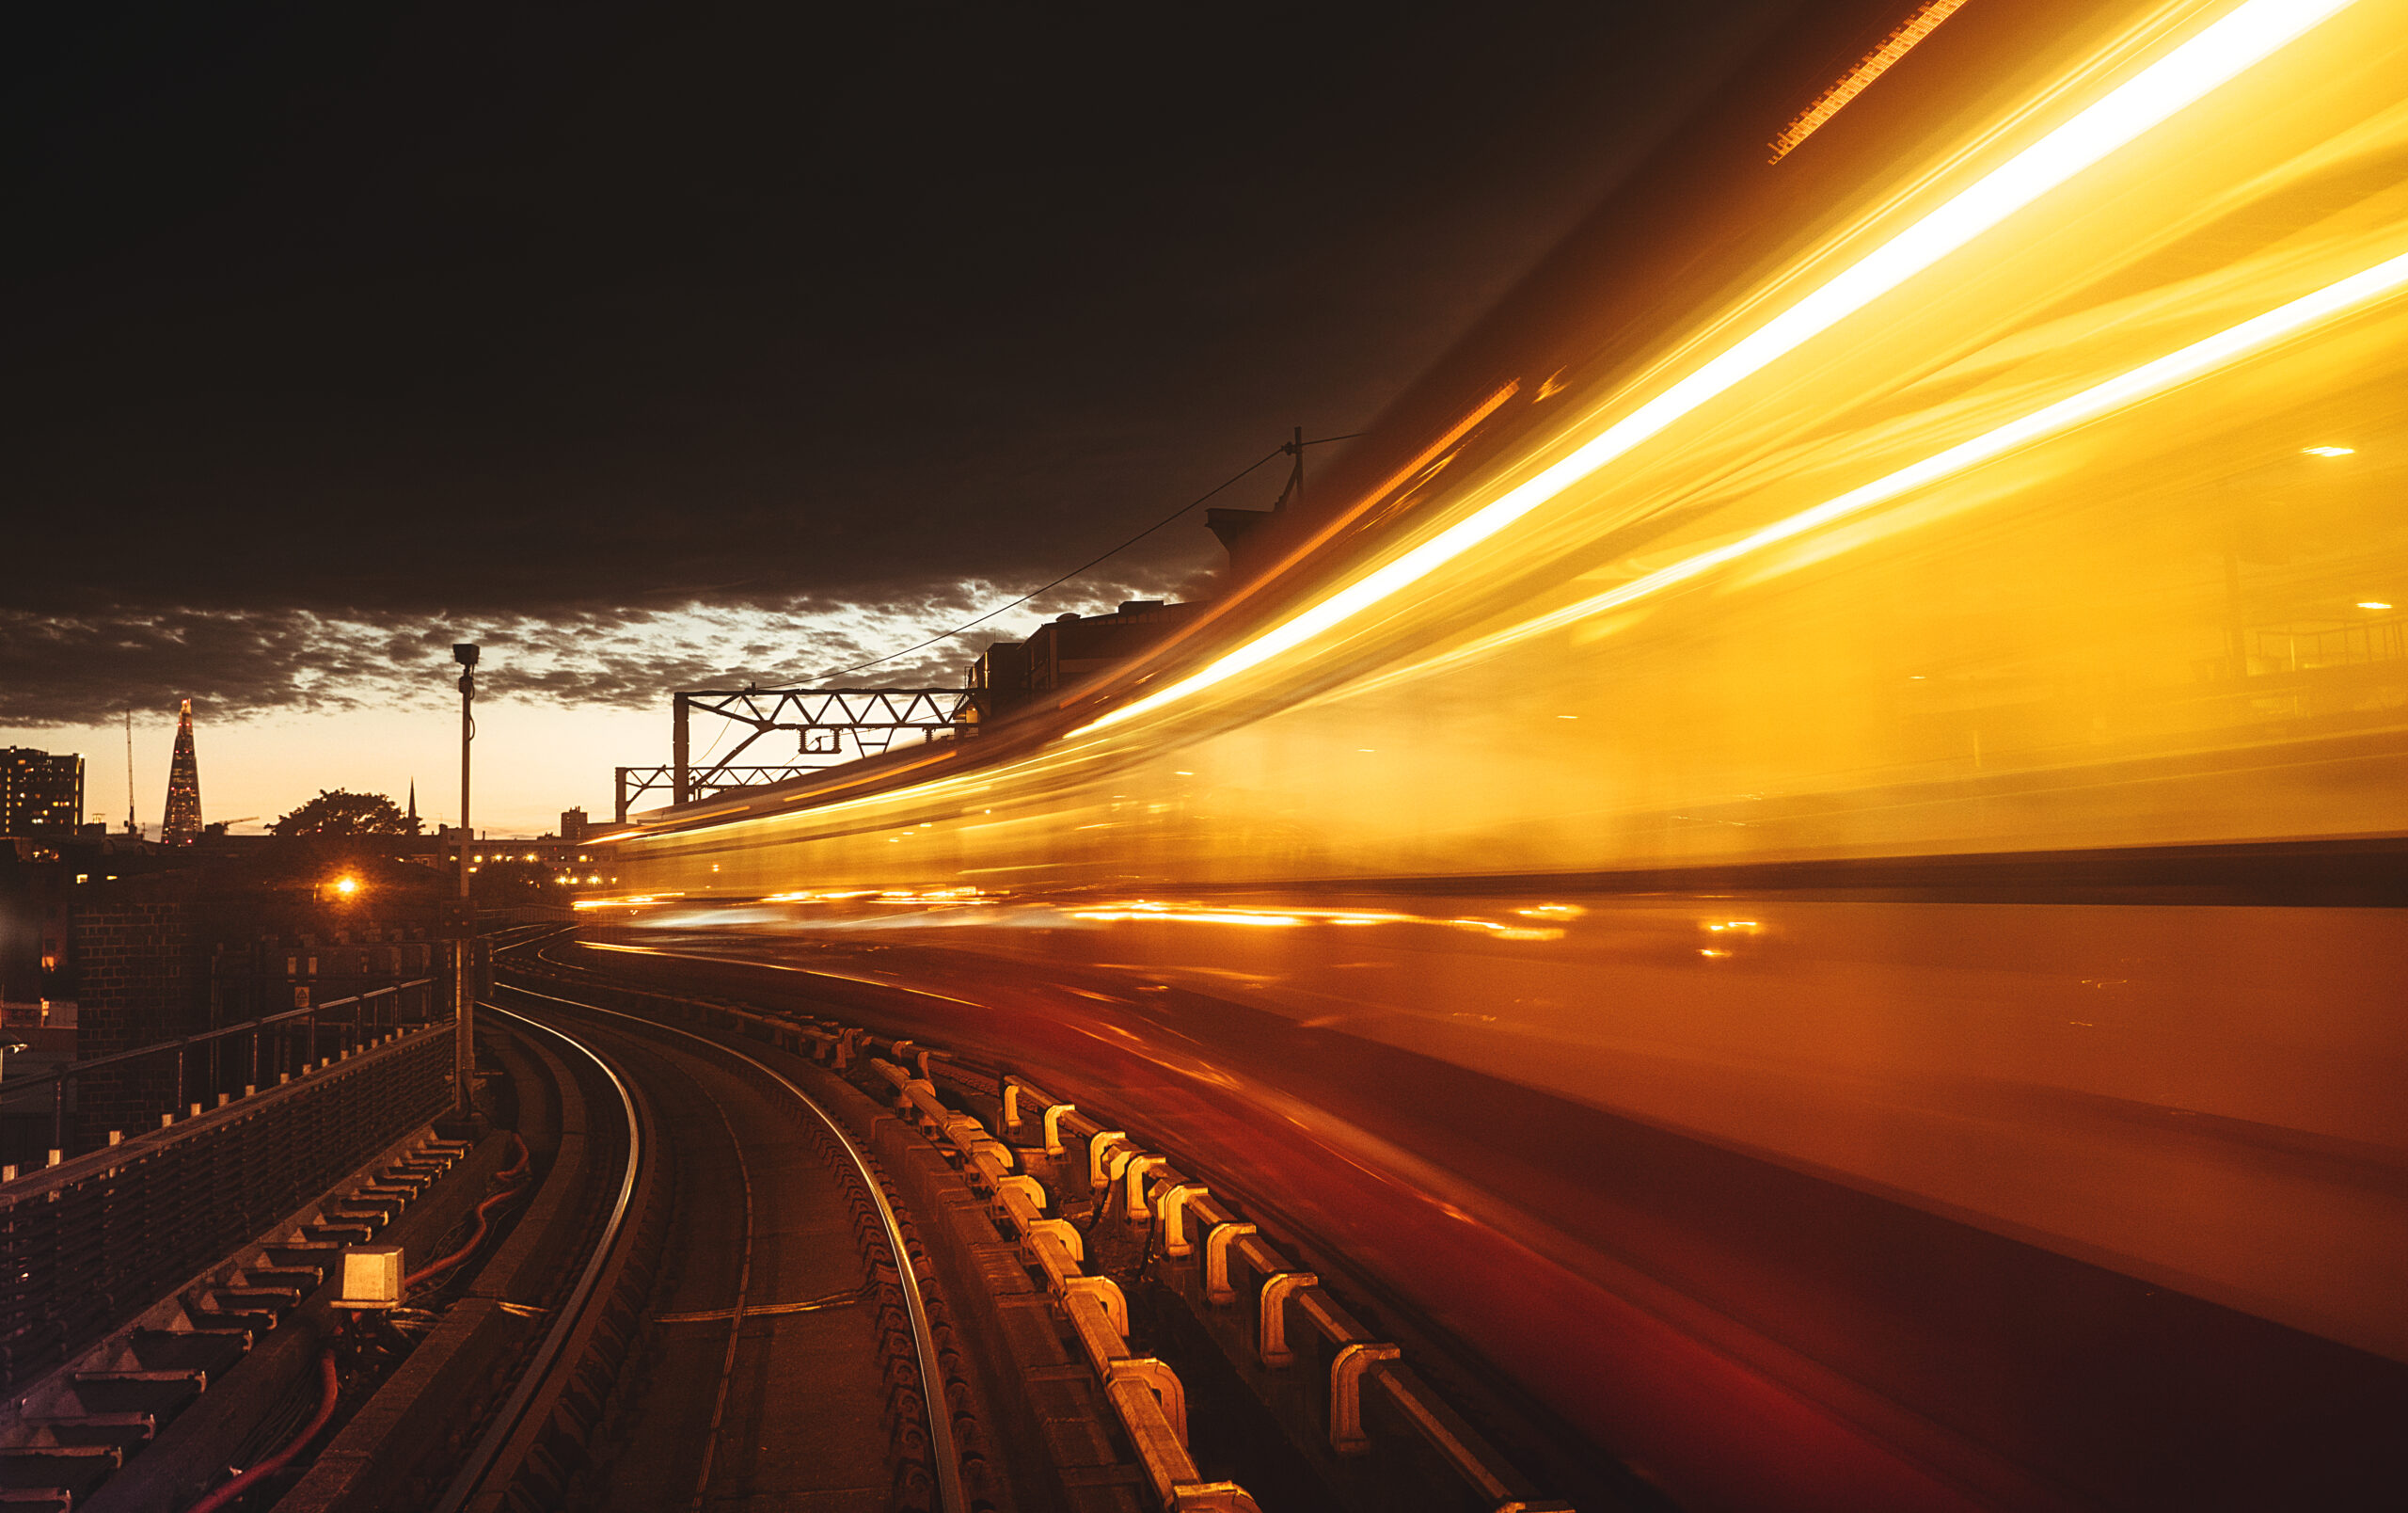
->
<box><xmin>593</xmin><ymin>1</ymin><xmax>2408</xmax><ymax>1507</ymax></box>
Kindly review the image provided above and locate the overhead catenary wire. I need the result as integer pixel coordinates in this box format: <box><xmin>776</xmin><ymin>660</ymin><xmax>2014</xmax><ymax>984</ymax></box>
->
<box><xmin>806</xmin><ymin>430</ymin><xmax>1367</xmax><ymax>681</ymax></box>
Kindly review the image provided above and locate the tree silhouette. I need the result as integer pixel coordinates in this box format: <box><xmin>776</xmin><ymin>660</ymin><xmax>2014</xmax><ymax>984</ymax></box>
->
<box><xmin>272</xmin><ymin>789</ymin><xmax>419</xmax><ymax>836</ymax></box>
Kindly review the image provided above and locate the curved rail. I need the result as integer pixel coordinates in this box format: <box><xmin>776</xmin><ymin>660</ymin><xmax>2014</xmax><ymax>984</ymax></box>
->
<box><xmin>428</xmin><ymin>1002</ymin><xmax>647</xmax><ymax>1513</ymax></box>
<box><xmin>495</xmin><ymin>978</ymin><xmax>965</xmax><ymax>1513</ymax></box>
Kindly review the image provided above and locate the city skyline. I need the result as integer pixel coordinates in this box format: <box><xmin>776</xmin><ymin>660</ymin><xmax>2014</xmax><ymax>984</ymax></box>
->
<box><xmin>0</xmin><ymin>696</ymin><xmax>650</xmax><ymax>838</ymax></box>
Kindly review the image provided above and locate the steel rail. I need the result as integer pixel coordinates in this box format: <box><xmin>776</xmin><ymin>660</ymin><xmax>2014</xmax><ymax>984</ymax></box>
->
<box><xmin>675</xmin><ymin>1055</ymin><xmax>756</xmax><ymax>1511</ymax></box>
<box><xmin>494</xmin><ymin>977</ymin><xmax>966</xmax><ymax>1513</ymax></box>
<box><xmin>427</xmin><ymin>1001</ymin><xmax>646</xmax><ymax>1513</ymax></box>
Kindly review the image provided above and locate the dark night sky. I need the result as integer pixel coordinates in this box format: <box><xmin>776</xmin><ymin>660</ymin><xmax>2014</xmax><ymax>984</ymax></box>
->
<box><xmin>7</xmin><ymin>1</ymin><xmax>1795</xmax><ymax>725</ymax></box>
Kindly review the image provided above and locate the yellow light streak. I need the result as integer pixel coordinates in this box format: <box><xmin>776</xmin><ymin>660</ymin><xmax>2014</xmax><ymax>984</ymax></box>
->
<box><xmin>1070</xmin><ymin>908</ymin><xmax>1307</xmax><ymax>928</ymax></box>
<box><xmin>1082</xmin><ymin>0</ymin><xmax>2356</xmax><ymax>737</ymax></box>
<box><xmin>1530</xmin><ymin>247</ymin><xmax>2408</xmax><ymax>632</ymax></box>
<box><xmin>2304</xmin><ymin>444</ymin><xmax>2357</xmax><ymax>455</ymax></box>
<box><xmin>1770</xmin><ymin>0</ymin><xmax>1972</xmax><ymax>163</ymax></box>
<box><xmin>1061</xmin><ymin>900</ymin><xmax>1567</xmax><ymax>940</ymax></box>
<box><xmin>572</xmin><ymin>893</ymin><xmax>679</xmax><ymax>911</ymax></box>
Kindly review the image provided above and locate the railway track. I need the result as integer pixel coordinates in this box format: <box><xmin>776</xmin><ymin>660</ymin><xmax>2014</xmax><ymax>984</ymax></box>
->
<box><xmin>473</xmin><ymin>975</ymin><xmax>969</xmax><ymax>1513</ymax></box>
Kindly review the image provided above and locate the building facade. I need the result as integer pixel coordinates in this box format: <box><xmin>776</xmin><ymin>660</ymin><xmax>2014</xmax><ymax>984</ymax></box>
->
<box><xmin>1</xmin><ymin>749</ymin><xmax>84</xmax><ymax>837</ymax></box>
<box><xmin>970</xmin><ymin>599</ymin><xmax>1206</xmax><ymax>722</ymax></box>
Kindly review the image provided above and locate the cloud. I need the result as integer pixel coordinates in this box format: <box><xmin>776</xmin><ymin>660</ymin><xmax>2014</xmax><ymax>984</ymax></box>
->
<box><xmin>0</xmin><ymin>569</ymin><xmax>1195</xmax><ymax>727</ymax></box>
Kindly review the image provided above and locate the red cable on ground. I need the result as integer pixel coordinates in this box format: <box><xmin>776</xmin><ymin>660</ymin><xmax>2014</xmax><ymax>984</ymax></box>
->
<box><xmin>187</xmin><ymin>1345</ymin><xmax>340</xmax><ymax>1513</ymax></box>
<box><xmin>402</xmin><ymin>1134</ymin><xmax>534</xmax><ymax>1292</ymax></box>
<box><xmin>403</xmin><ymin>1184</ymin><xmax>525</xmax><ymax>1290</ymax></box>
<box><xmin>495</xmin><ymin>1130</ymin><xmax>531</xmax><ymax>1182</ymax></box>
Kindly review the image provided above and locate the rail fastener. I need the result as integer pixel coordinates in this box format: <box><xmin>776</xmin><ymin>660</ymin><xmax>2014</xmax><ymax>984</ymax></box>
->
<box><xmin>1086</xmin><ymin>1129</ymin><xmax>1133</xmax><ymax>1190</ymax></box>
<box><xmin>1122</xmin><ymin>1154</ymin><xmax>1171</xmax><ymax>1224</ymax></box>
<box><xmin>1255</xmin><ymin>1271</ymin><xmax>1320</xmax><ymax>1368</ymax></box>
<box><xmin>1040</xmin><ymin>1101</ymin><xmax>1076</xmax><ymax>1155</ymax></box>
<box><xmin>1157</xmin><ymin>1184</ymin><xmax>1210</xmax><ymax>1256</ymax></box>
<box><xmin>1203</xmin><ymin>1222</ymin><xmax>1257</xmax><ymax>1305</ymax></box>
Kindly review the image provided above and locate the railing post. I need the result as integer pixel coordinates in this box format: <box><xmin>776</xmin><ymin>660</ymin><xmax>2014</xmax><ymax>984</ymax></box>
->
<box><xmin>171</xmin><ymin>1043</ymin><xmax>185</xmax><ymax>1121</ymax></box>
<box><xmin>249</xmin><ymin>1027</ymin><xmax>261</xmax><ymax>1091</ymax></box>
<box><xmin>50</xmin><ymin>1075</ymin><xmax>65</xmax><ymax>1159</ymax></box>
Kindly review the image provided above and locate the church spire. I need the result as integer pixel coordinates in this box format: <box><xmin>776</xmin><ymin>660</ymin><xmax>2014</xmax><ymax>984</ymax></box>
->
<box><xmin>407</xmin><ymin>779</ymin><xmax>419</xmax><ymax>831</ymax></box>
<box><xmin>161</xmin><ymin>699</ymin><xmax>203</xmax><ymax>845</ymax></box>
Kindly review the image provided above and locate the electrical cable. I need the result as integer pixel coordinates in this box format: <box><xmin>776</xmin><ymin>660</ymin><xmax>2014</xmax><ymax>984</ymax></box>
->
<box><xmin>805</xmin><ymin>433</ymin><xmax>1361</xmax><ymax>682</ymax></box>
<box><xmin>404</xmin><ymin>1146</ymin><xmax>533</xmax><ymax>1291</ymax></box>
<box><xmin>495</xmin><ymin>1129</ymin><xmax>531</xmax><ymax>1182</ymax></box>
<box><xmin>403</xmin><ymin>1184</ymin><xmax>524</xmax><ymax>1291</ymax></box>
<box><xmin>186</xmin><ymin>1345</ymin><xmax>341</xmax><ymax>1513</ymax></box>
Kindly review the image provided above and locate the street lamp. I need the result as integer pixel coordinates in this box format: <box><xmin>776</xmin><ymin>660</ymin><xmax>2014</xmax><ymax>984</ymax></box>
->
<box><xmin>452</xmin><ymin>643</ymin><xmax>478</xmax><ymax>1118</ymax></box>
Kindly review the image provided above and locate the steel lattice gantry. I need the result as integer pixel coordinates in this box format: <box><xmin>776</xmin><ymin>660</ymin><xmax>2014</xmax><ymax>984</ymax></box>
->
<box><xmin>616</xmin><ymin>688</ymin><xmax>974</xmax><ymax>819</ymax></box>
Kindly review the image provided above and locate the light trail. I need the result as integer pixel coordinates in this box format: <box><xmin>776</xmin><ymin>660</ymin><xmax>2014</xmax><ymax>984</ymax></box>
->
<box><xmin>1080</xmin><ymin>0</ymin><xmax>2356</xmax><ymax>735</ymax></box>
<box><xmin>1434</xmin><ymin>245</ymin><xmax>2408</xmax><ymax>653</ymax></box>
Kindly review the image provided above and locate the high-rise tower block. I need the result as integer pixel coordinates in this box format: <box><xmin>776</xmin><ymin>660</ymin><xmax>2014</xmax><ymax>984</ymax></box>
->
<box><xmin>161</xmin><ymin>699</ymin><xmax>203</xmax><ymax>845</ymax></box>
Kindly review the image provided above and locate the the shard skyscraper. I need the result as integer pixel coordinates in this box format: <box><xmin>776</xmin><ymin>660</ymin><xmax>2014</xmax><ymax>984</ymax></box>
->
<box><xmin>161</xmin><ymin>699</ymin><xmax>203</xmax><ymax>845</ymax></box>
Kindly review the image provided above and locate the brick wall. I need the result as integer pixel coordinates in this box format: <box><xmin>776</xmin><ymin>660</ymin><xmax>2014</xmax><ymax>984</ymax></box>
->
<box><xmin>69</xmin><ymin>901</ymin><xmax>198</xmax><ymax>1147</ymax></box>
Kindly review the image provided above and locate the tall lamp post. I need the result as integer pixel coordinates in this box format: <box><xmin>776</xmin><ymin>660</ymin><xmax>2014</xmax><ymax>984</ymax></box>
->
<box><xmin>452</xmin><ymin>643</ymin><xmax>478</xmax><ymax>1117</ymax></box>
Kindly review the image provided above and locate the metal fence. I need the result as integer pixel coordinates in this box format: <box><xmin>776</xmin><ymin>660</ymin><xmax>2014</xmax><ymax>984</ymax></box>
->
<box><xmin>1</xmin><ymin>979</ymin><xmax>438</xmax><ymax>1167</ymax></box>
<box><xmin>0</xmin><ymin>1017</ymin><xmax>456</xmax><ymax>1394</ymax></box>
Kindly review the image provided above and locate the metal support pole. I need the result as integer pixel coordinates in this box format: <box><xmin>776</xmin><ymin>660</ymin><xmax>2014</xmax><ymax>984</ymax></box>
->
<box><xmin>453</xmin><ymin>643</ymin><xmax>479</xmax><ymax>1117</ymax></box>
<box><xmin>673</xmin><ymin>693</ymin><xmax>692</xmax><ymax>806</ymax></box>
<box><xmin>206</xmin><ymin>976</ymin><xmax>222</xmax><ymax>1100</ymax></box>
<box><xmin>615</xmin><ymin>766</ymin><xmax>630</xmax><ymax>824</ymax></box>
